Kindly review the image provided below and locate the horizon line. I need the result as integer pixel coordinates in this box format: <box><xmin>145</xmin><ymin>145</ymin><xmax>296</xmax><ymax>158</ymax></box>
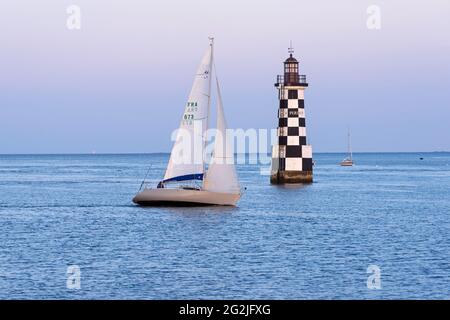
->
<box><xmin>0</xmin><ymin>151</ymin><xmax>449</xmax><ymax>156</ymax></box>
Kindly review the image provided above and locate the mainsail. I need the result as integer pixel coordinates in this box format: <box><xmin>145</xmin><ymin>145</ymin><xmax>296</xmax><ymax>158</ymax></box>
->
<box><xmin>163</xmin><ymin>42</ymin><xmax>213</xmax><ymax>183</ymax></box>
<box><xmin>203</xmin><ymin>77</ymin><xmax>241</xmax><ymax>194</ymax></box>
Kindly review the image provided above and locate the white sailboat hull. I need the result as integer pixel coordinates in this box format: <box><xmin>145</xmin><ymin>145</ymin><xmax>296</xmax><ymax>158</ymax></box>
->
<box><xmin>340</xmin><ymin>159</ymin><xmax>354</xmax><ymax>166</ymax></box>
<box><xmin>133</xmin><ymin>188</ymin><xmax>241</xmax><ymax>206</ymax></box>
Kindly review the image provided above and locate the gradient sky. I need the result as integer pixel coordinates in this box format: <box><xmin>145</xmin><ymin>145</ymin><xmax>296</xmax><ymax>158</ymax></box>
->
<box><xmin>1</xmin><ymin>0</ymin><xmax>449</xmax><ymax>153</ymax></box>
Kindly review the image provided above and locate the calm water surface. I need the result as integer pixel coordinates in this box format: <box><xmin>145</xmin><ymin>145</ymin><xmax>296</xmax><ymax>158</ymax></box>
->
<box><xmin>0</xmin><ymin>153</ymin><xmax>449</xmax><ymax>299</ymax></box>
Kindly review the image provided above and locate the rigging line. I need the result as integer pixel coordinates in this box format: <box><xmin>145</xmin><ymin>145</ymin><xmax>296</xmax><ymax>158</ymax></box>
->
<box><xmin>138</xmin><ymin>164</ymin><xmax>152</xmax><ymax>192</ymax></box>
<box><xmin>213</xmin><ymin>62</ymin><xmax>220</xmax><ymax>85</ymax></box>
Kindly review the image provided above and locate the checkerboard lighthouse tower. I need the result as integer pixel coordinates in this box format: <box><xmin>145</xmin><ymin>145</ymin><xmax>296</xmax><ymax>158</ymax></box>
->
<box><xmin>271</xmin><ymin>46</ymin><xmax>313</xmax><ymax>184</ymax></box>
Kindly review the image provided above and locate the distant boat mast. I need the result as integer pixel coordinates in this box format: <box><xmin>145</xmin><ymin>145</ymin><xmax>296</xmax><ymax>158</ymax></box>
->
<box><xmin>347</xmin><ymin>127</ymin><xmax>352</xmax><ymax>161</ymax></box>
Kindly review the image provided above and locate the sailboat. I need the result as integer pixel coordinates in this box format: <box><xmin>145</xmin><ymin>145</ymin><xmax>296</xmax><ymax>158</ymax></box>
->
<box><xmin>340</xmin><ymin>128</ymin><xmax>354</xmax><ymax>166</ymax></box>
<box><xmin>133</xmin><ymin>39</ymin><xmax>242</xmax><ymax>206</ymax></box>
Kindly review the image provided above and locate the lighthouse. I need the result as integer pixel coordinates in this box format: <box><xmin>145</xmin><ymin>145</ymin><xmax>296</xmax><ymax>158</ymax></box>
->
<box><xmin>271</xmin><ymin>46</ymin><xmax>313</xmax><ymax>184</ymax></box>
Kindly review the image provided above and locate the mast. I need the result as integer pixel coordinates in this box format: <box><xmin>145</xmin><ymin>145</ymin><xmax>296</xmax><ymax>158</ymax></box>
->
<box><xmin>348</xmin><ymin>127</ymin><xmax>352</xmax><ymax>160</ymax></box>
<box><xmin>203</xmin><ymin>37</ymin><xmax>214</xmax><ymax>178</ymax></box>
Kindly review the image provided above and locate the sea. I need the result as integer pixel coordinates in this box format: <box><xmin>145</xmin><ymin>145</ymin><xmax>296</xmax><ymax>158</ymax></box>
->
<box><xmin>0</xmin><ymin>152</ymin><xmax>449</xmax><ymax>299</ymax></box>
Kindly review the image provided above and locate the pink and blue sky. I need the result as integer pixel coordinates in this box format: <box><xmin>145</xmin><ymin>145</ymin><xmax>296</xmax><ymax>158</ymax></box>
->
<box><xmin>1</xmin><ymin>0</ymin><xmax>449</xmax><ymax>153</ymax></box>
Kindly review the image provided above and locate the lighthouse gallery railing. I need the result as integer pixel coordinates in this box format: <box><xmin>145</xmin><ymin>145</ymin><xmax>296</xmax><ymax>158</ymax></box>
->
<box><xmin>275</xmin><ymin>75</ymin><xmax>307</xmax><ymax>87</ymax></box>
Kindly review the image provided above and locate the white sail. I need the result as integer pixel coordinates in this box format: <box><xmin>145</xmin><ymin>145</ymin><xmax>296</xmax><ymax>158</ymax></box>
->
<box><xmin>163</xmin><ymin>42</ymin><xmax>213</xmax><ymax>183</ymax></box>
<box><xmin>203</xmin><ymin>77</ymin><xmax>241</xmax><ymax>194</ymax></box>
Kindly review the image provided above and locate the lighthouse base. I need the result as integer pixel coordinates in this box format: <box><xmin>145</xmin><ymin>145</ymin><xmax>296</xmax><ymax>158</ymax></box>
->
<box><xmin>270</xmin><ymin>170</ymin><xmax>313</xmax><ymax>184</ymax></box>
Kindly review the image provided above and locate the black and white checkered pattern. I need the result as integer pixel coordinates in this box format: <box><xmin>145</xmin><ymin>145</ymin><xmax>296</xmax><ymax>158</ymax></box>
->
<box><xmin>272</xmin><ymin>88</ymin><xmax>313</xmax><ymax>172</ymax></box>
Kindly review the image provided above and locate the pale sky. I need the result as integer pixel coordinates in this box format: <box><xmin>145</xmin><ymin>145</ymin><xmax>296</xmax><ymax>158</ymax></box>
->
<box><xmin>1</xmin><ymin>0</ymin><xmax>449</xmax><ymax>153</ymax></box>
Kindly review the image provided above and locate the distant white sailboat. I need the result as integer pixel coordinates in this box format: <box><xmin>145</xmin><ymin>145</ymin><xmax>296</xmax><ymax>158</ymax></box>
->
<box><xmin>340</xmin><ymin>128</ymin><xmax>354</xmax><ymax>166</ymax></box>
<box><xmin>133</xmin><ymin>39</ymin><xmax>242</xmax><ymax>206</ymax></box>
